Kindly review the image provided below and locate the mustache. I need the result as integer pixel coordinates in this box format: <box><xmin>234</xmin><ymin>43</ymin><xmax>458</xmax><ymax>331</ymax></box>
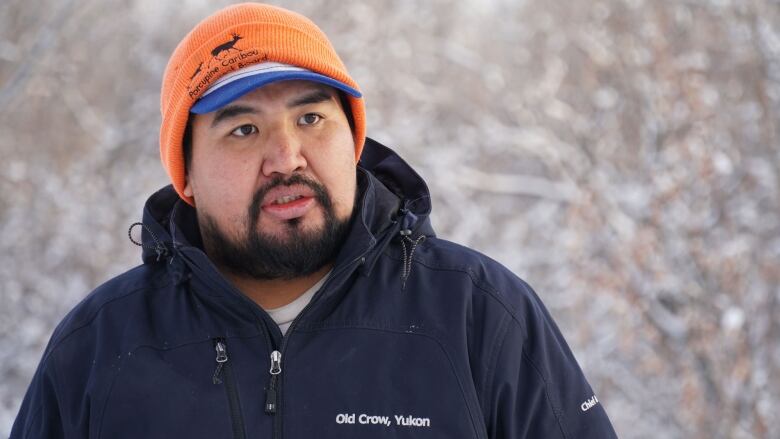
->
<box><xmin>248</xmin><ymin>174</ymin><xmax>333</xmax><ymax>224</ymax></box>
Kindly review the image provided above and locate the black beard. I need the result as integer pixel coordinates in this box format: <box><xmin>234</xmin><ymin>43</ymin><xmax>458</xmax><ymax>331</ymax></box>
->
<box><xmin>199</xmin><ymin>174</ymin><xmax>353</xmax><ymax>280</ymax></box>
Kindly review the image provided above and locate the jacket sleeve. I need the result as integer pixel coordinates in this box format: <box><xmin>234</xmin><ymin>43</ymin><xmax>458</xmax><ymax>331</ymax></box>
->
<box><xmin>485</xmin><ymin>281</ymin><xmax>618</xmax><ymax>439</ymax></box>
<box><xmin>10</xmin><ymin>353</ymin><xmax>66</xmax><ymax>439</ymax></box>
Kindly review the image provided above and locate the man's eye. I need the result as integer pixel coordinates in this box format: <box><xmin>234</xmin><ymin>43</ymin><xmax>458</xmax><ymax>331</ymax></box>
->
<box><xmin>299</xmin><ymin>113</ymin><xmax>321</xmax><ymax>125</ymax></box>
<box><xmin>230</xmin><ymin>124</ymin><xmax>257</xmax><ymax>137</ymax></box>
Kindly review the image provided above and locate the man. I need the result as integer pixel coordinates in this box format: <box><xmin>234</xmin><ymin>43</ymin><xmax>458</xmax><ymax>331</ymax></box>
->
<box><xmin>12</xmin><ymin>3</ymin><xmax>617</xmax><ymax>438</ymax></box>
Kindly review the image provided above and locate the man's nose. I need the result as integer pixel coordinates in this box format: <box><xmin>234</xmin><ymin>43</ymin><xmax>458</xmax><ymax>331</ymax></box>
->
<box><xmin>261</xmin><ymin>124</ymin><xmax>307</xmax><ymax>177</ymax></box>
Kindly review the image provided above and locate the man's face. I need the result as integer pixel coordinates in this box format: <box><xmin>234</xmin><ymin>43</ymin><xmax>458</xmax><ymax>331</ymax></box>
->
<box><xmin>184</xmin><ymin>80</ymin><xmax>358</xmax><ymax>279</ymax></box>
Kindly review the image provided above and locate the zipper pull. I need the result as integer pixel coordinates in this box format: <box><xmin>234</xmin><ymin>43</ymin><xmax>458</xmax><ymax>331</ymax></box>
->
<box><xmin>212</xmin><ymin>339</ymin><xmax>229</xmax><ymax>384</ymax></box>
<box><xmin>269</xmin><ymin>350</ymin><xmax>282</xmax><ymax>375</ymax></box>
<box><xmin>265</xmin><ymin>379</ymin><xmax>277</xmax><ymax>414</ymax></box>
<box><xmin>265</xmin><ymin>350</ymin><xmax>282</xmax><ymax>414</ymax></box>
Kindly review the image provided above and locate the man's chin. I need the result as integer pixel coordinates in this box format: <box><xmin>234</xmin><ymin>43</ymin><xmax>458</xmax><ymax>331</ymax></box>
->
<box><xmin>199</xmin><ymin>188</ymin><xmax>352</xmax><ymax>280</ymax></box>
<box><xmin>256</xmin><ymin>215</ymin><xmax>327</xmax><ymax>238</ymax></box>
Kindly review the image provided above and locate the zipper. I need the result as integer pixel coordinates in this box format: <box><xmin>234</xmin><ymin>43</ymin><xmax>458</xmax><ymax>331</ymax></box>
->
<box><xmin>213</xmin><ymin>338</ymin><xmax>247</xmax><ymax>439</ymax></box>
<box><xmin>265</xmin><ymin>175</ymin><xmax>387</xmax><ymax>438</ymax></box>
<box><xmin>180</xmin><ymin>248</ymin><xmax>289</xmax><ymax>426</ymax></box>
<box><xmin>265</xmin><ymin>350</ymin><xmax>282</xmax><ymax>413</ymax></box>
<box><xmin>186</xmin><ymin>174</ymin><xmax>383</xmax><ymax>438</ymax></box>
<box><xmin>266</xmin><ymin>247</ymin><xmax>376</xmax><ymax>438</ymax></box>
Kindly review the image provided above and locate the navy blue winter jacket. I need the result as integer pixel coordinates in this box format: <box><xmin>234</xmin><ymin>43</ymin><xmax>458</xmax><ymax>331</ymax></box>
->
<box><xmin>12</xmin><ymin>138</ymin><xmax>617</xmax><ymax>438</ymax></box>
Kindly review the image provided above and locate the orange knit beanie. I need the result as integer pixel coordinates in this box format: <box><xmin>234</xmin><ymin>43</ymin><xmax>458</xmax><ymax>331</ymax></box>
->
<box><xmin>160</xmin><ymin>3</ymin><xmax>365</xmax><ymax>205</ymax></box>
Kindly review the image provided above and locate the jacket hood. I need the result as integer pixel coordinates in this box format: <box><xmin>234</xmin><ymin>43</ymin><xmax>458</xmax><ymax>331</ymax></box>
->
<box><xmin>134</xmin><ymin>137</ymin><xmax>434</xmax><ymax>269</ymax></box>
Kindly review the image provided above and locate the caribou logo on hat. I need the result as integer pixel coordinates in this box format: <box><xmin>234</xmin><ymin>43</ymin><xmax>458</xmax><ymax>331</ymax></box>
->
<box><xmin>188</xmin><ymin>33</ymin><xmax>245</xmax><ymax>91</ymax></box>
<box><xmin>211</xmin><ymin>33</ymin><xmax>243</xmax><ymax>62</ymax></box>
<box><xmin>187</xmin><ymin>33</ymin><xmax>265</xmax><ymax>97</ymax></box>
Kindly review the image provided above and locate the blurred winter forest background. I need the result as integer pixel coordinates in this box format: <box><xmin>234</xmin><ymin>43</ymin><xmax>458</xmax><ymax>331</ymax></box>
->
<box><xmin>1</xmin><ymin>0</ymin><xmax>779</xmax><ymax>437</ymax></box>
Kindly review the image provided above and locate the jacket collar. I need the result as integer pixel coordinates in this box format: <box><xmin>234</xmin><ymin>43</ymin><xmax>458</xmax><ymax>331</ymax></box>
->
<box><xmin>135</xmin><ymin>137</ymin><xmax>435</xmax><ymax>309</ymax></box>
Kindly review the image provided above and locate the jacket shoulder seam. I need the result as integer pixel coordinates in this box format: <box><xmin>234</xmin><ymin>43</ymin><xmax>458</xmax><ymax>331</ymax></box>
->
<box><xmin>481</xmin><ymin>312</ymin><xmax>511</xmax><ymax>430</ymax></box>
<box><xmin>520</xmin><ymin>337</ymin><xmax>569</xmax><ymax>438</ymax></box>
<box><xmin>42</xmin><ymin>270</ymin><xmax>170</xmax><ymax>365</ymax></box>
<box><xmin>399</xmin><ymin>250</ymin><xmax>569</xmax><ymax>437</ymax></box>
<box><xmin>386</xmin><ymin>251</ymin><xmax>531</xmax><ymax>334</ymax></box>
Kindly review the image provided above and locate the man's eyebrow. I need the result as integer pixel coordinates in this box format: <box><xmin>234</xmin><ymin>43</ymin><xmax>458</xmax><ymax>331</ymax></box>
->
<box><xmin>287</xmin><ymin>89</ymin><xmax>335</xmax><ymax>108</ymax></box>
<box><xmin>210</xmin><ymin>105</ymin><xmax>258</xmax><ymax>128</ymax></box>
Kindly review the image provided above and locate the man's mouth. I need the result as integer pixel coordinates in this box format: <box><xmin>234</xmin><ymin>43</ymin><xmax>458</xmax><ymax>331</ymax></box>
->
<box><xmin>272</xmin><ymin>195</ymin><xmax>305</xmax><ymax>205</ymax></box>
<box><xmin>261</xmin><ymin>184</ymin><xmax>316</xmax><ymax>206</ymax></box>
<box><xmin>259</xmin><ymin>185</ymin><xmax>318</xmax><ymax>221</ymax></box>
<box><xmin>249</xmin><ymin>176</ymin><xmax>331</xmax><ymax>225</ymax></box>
